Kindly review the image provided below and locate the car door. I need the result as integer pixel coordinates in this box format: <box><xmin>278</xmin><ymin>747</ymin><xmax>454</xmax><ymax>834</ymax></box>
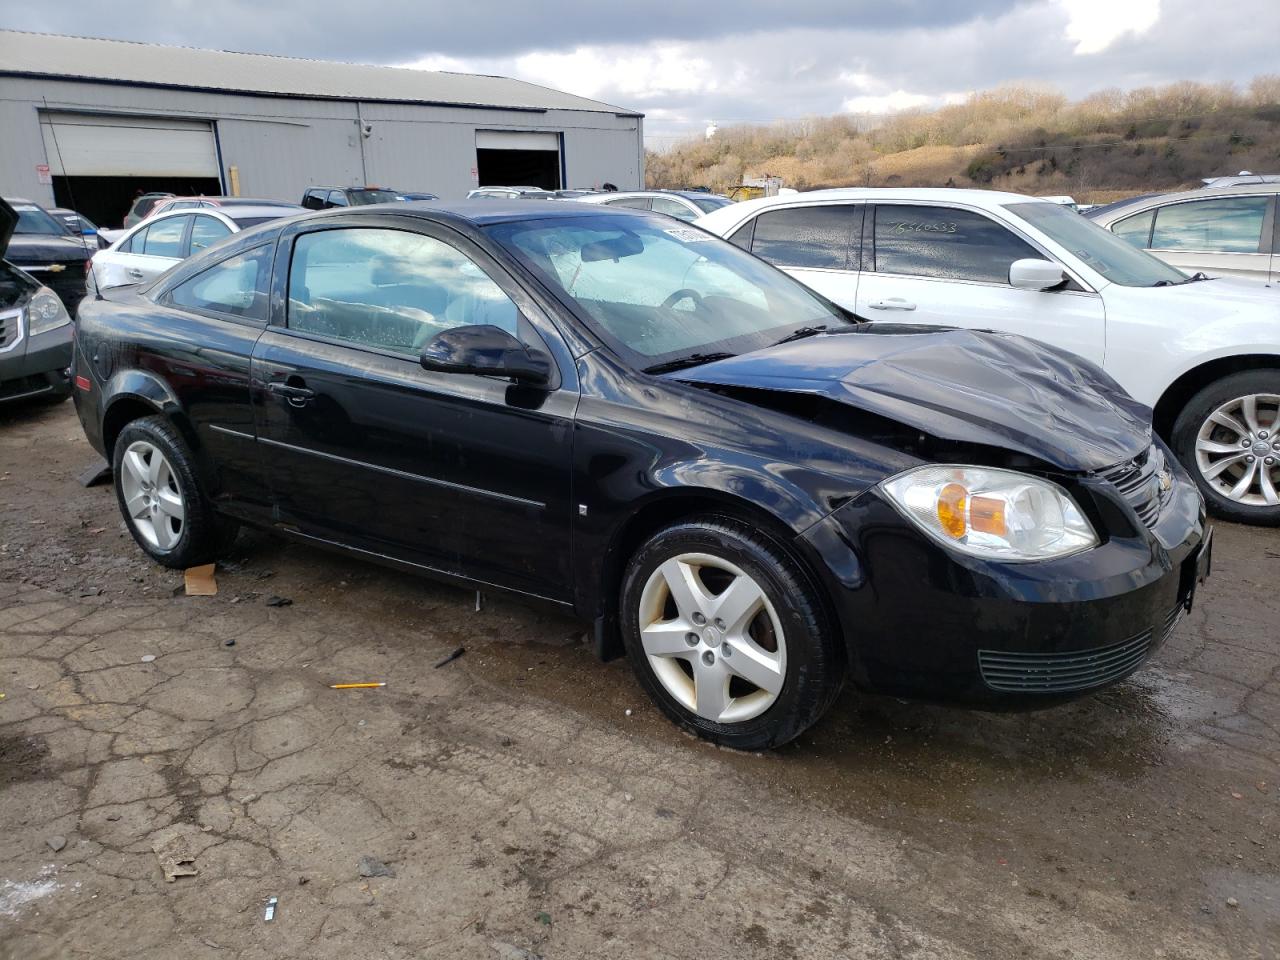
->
<box><xmin>1144</xmin><ymin>195</ymin><xmax>1274</xmax><ymax>280</ymax></box>
<box><xmin>854</xmin><ymin>202</ymin><xmax>1107</xmax><ymax>366</ymax></box>
<box><xmin>96</xmin><ymin>214</ymin><xmax>192</xmax><ymax>289</ymax></box>
<box><xmin>251</xmin><ymin>216</ymin><xmax>578</xmax><ymax>601</ymax></box>
<box><xmin>737</xmin><ymin>202</ymin><xmax>863</xmax><ymax>306</ymax></box>
<box><xmin>147</xmin><ymin>241</ymin><xmax>277</xmax><ymax>519</ymax></box>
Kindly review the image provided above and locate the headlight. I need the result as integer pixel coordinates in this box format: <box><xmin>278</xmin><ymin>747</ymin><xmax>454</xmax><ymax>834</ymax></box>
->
<box><xmin>880</xmin><ymin>465</ymin><xmax>1098</xmax><ymax>561</ymax></box>
<box><xmin>27</xmin><ymin>288</ymin><xmax>72</xmax><ymax>335</ymax></box>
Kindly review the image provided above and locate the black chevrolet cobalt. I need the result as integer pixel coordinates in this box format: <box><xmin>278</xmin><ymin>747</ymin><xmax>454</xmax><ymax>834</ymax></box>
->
<box><xmin>71</xmin><ymin>202</ymin><xmax>1211</xmax><ymax>749</ymax></box>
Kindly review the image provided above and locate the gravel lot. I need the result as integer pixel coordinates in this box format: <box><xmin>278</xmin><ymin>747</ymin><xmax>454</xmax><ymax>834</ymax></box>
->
<box><xmin>1</xmin><ymin>399</ymin><xmax>1278</xmax><ymax>960</ymax></box>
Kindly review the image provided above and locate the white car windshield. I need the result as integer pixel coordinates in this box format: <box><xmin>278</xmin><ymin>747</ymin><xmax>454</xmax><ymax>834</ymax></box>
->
<box><xmin>1006</xmin><ymin>201</ymin><xmax>1188</xmax><ymax>287</ymax></box>
<box><xmin>489</xmin><ymin>214</ymin><xmax>847</xmax><ymax>369</ymax></box>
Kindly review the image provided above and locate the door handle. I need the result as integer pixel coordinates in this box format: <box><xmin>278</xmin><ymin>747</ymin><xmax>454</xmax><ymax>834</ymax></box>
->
<box><xmin>868</xmin><ymin>298</ymin><xmax>917</xmax><ymax>311</ymax></box>
<box><xmin>267</xmin><ymin>379</ymin><xmax>316</xmax><ymax>407</ymax></box>
<box><xmin>126</xmin><ymin>268</ymin><xmax>144</xmax><ymax>281</ymax></box>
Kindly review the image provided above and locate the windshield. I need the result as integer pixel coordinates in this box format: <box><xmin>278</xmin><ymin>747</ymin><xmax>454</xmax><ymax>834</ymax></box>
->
<box><xmin>1006</xmin><ymin>201</ymin><xmax>1186</xmax><ymax>287</ymax></box>
<box><xmin>487</xmin><ymin>213</ymin><xmax>847</xmax><ymax>368</ymax></box>
<box><xmin>12</xmin><ymin>203</ymin><xmax>70</xmax><ymax>236</ymax></box>
<box><xmin>349</xmin><ymin>189</ymin><xmax>403</xmax><ymax>205</ymax></box>
<box><xmin>691</xmin><ymin>196</ymin><xmax>732</xmax><ymax>213</ymax></box>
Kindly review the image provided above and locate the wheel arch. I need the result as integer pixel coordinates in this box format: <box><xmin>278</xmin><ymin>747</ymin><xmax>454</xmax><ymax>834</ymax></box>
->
<box><xmin>101</xmin><ymin>371</ymin><xmax>198</xmax><ymax>460</ymax></box>
<box><xmin>590</xmin><ymin>488</ymin><xmax>839</xmax><ymax>662</ymax></box>
<box><xmin>1153</xmin><ymin>354</ymin><xmax>1280</xmax><ymax>440</ymax></box>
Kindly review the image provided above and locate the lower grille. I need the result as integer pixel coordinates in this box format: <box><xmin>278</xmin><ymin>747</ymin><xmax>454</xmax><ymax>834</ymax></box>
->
<box><xmin>978</xmin><ymin>606</ymin><xmax>1181</xmax><ymax>693</ymax></box>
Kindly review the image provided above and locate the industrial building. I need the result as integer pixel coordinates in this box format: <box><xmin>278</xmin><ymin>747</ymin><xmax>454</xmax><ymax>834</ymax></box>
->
<box><xmin>0</xmin><ymin>30</ymin><xmax>644</xmax><ymax>226</ymax></box>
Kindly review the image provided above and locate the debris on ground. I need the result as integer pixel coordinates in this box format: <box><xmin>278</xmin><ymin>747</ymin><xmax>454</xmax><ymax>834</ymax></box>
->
<box><xmin>76</xmin><ymin>458</ymin><xmax>112</xmax><ymax>488</ymax></box>
<box><xmin>45</xmin><ymin>835</ymin><xmax>66</xmax><ymax>852</ymax></box>
<box><xmin>152</xmin><ymin>833</ymin><xmax>198</xmax><ymax>882</ymax></box>
<box><xmin>330</xmin><ymin>682</ymin><xmax>386</xmax><ymax>689</ymax></box>
<box><xmin>434</xmin><ymin>646</ymin><xmax>465</xmax><ymax>669</ymax></box>
<box><xmin>1226</xmin><ymin>897</ymin><xmax>1240</xmax><ymax>908</ymax></box>
<box><xmin>140</xmin><ymin>655</ymin><xmax>156</xmax><ymax>663</ymax></box>
<box><xmin>184</xmin><ymin>564</ymin><xmax>217</xmax><ymax>596</ymax></box>
<box><xmin>357</xmin><ymin>856</ymin><xmax>396</xmax><ymax>878</ymax></box>
<box><xmin>265</xmin><ymin>596</ymin><xmax>293</xmax><ymax>607</ymax></box>
<box><xmin>264</xmin><ymin>896</ymin><xmax>278</xmax><ymax>921</ymax></box>
<box><xmin>223</xmin><ymin>638</ymin><xmax>235</xmax><ymax>647</ymax></box>
<box><xmin>534</xmin><ymin>911</ymin><xmax>552</xmax><ymax>926</ymax></box>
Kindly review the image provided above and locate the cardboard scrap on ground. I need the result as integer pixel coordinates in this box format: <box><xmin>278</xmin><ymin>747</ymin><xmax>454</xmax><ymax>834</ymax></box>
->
<box><xmin>184</xmin><ymin>564</ymin><xmax>218</xmax><ymax>596</ymax></box>
<box><xmin>151</xmin><ymin>831</ymin><xmax>199</xmax><ymax>883</ymax></box>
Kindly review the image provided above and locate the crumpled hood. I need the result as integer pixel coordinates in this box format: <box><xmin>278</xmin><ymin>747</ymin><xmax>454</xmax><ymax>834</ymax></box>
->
<box><xmin>672</xmin><ymin>324</ymin><xmax>1152</xmax><ymax>472</ymax></box>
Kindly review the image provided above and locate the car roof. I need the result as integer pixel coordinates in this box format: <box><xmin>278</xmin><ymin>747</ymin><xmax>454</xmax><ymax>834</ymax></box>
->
<box><xmin>221</xmin><ymin>204</ymin><xmax>306</xmax><ymax>219</ymax></box>
<box><xmin>296</xmin><ymin>199</ymin><xmax>660</xmax><ymax>227</ymax></box>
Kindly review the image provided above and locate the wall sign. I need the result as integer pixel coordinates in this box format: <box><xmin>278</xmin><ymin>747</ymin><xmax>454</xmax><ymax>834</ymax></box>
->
<box><xmin>35</xmin><ymin>163</ymin><xmax>51</xmax><ymax>185</ymax></box>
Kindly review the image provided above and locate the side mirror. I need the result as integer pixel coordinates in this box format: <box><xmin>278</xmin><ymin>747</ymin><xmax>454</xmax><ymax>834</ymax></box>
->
<box><xmin>420</xmin><ymin>324</ymin><xmax>551</xmax><ymax>386</ymax></box>
<box><xmin>1009</xmin><ymin>258</ymin><xmax>1067</xmax><ymax>291</ymax></box>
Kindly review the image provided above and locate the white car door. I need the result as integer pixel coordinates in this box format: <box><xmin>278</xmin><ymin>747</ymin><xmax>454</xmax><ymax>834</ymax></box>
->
<box><xmin>95</xmin><ymin>214</ymin><xmax>191</xmax><ymax>289</ymax></box>
<box><xmin>732</xmin><ymin>202</ymin><xmax>863</xmax><ymax>307</ymax></box>
<box><xmin>853</xmin><ymin>202</ymin><xmax>1107</xmax><ymax>366</ymax></box>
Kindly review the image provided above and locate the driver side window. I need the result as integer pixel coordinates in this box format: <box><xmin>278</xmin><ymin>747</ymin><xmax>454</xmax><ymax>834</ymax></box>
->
<box><xmin>286</xmin><ymin>228</ymin><xmax>520</xmax><ymax>356</ymax></box>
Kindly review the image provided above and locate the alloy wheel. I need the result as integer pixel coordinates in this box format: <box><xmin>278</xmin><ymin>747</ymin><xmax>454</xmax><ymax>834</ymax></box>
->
<box><xmin>637</xmin><ymin>552</ymin><xmax>787</xmax><ymax>724</ymax></box>
<box><xmin>119</xmin><ymin>440</ymin><xmax>186</xmax><ymax>550</ymax></box>
<box><xmin>1194</xmin><ymin>393</ymin><xmax>1280</xmax><ymax>506</ymax></box>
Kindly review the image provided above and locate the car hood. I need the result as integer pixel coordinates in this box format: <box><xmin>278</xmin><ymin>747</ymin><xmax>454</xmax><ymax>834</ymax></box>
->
<box><xmin>671</xmin><ymin>324</ymin><xmax>1152</xmax><ymax>472</ymax></box>
<box><xmin>4</xmin><ymin>231</ymin><xmax>90</xmax><ymax>264</ymax></box>
<box><xmin>1127</xmin><ymin>275</ymin><xmax>1280</xmax><ymax>307</ymax></box>
<box><xmin>0</xmin><ymin>197</ymin><xmax>14</xmax><ymax>257</ymax></box>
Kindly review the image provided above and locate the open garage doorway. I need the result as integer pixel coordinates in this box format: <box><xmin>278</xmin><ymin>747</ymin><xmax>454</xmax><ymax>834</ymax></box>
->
<box><xmin>475</xmin><ymin>130</ymin><xmax>562</xmax><ymax>190</ymax></box>
<box><xmin>40</xmin><ymin>112</ymin><xmax>223</xmax><ymax>228</ymax></box>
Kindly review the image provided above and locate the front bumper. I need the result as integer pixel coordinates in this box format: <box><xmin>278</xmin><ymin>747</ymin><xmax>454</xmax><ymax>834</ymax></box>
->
<box><xmin>799</xmin><ymin>468</ymin><xmax>1207</xmax><ymax>707</ymax></box>
<box><xmin>0</xmin><ymin>320</ymin><xmax>73</xmax><ymax>403</ymax></box>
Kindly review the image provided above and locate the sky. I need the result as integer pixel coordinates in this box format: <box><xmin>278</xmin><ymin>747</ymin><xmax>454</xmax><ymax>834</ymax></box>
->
<box><xmin>2</xmin><ymin>0</ymin><xmax>1277</xmax><ymax>147</ymax></box>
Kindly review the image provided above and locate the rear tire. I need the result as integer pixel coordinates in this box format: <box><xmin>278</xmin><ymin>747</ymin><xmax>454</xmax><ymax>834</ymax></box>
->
<box><xmin>620</xmin><ymin>516</ymin><xmax>844</xmax><ymax>750</ymax></box>
<box><xmin>1171</xmin><ymin>370</ymin><xmax>1280</xmax><ymax>526</ymax></box>
<box><xmin>112</xmin><ymin>415</ymin><xmax>239</xmax><ymax>568</ymax></box>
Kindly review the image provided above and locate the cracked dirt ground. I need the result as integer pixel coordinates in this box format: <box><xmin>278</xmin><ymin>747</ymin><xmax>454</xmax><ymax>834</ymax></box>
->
<box><xmin>1</xmin><ymin>400</ymin><xmax>1278</xmax><ymax>960</ymax></box>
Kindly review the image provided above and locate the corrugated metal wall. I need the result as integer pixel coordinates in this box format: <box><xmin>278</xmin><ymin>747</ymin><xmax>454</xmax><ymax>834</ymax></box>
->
<box><xmin>0</xmin><ymin>76</ymin><xmax>643</xmax><ymax>205</ymax></box>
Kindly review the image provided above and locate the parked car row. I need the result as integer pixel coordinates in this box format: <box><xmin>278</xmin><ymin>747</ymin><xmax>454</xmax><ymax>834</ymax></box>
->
<box><xmin>69</xmin><ymin>199</ymin><xmax>1210</xmax><ymax>750</ymax></box>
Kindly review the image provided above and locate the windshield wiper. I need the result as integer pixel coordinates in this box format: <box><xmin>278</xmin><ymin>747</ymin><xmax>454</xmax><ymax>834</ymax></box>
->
<box><xmin>1152</xmin><ymin>271</ymin><xmax>1213</xmax><ymax>287</ymax></box>
<box><xmin>772</xmin><ymin>324</ymin><xmax>828</xmax><ymax>345</ymax></box>
<box><xmin>643</xmin><ymin>352</ymin><xmax>736</xmax><ymax>375</ymax></box>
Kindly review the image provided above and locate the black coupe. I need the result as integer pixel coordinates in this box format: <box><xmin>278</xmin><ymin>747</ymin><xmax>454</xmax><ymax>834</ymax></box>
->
<box><xmin>70</xmin><ymin>202</ymin><xmax>1210</xmax><ymax>748</ymax></box>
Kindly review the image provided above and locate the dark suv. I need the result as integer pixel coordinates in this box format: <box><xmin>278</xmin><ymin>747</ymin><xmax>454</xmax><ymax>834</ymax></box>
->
<box><xmin>300</xmin><ymin>186</ymin><xmax>404</xmax><ymax>210</ymax></box>
<box><xmin>0</xmin><ymin>198</ymin><xmax>74</xmax><ymax>403</ymax></box>
<box><xmin>1</xmin><ymin>197</ymin><xmax>92</xmax><ymax>314</ymax></box>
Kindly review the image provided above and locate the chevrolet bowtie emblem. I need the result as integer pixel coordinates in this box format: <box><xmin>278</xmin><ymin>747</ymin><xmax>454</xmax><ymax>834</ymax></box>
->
<box><xmin>47</xmin><ymin>263</ymin><xmax>65</xmax><ymax>273</ymax></box>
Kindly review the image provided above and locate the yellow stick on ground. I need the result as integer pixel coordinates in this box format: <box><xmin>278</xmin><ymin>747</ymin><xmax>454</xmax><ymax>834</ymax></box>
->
<box><xmin>329</xmin><ymin>683</ymin><xmax>386</xmax><ymax>689</ymax></box>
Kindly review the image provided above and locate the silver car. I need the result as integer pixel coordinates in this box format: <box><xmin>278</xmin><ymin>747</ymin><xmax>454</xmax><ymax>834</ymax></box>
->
<box><xmin>1086</xmin><ymin>184</ymin><xmax>1279</xmax><ymax>282</ymax></box>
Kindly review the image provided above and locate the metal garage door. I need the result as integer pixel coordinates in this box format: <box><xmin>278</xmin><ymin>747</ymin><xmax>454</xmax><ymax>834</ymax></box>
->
<box><xmin>40</xmin><ymin>112</ymin><xmax>219</xmax><ymax>178</ymax></box>
<box><xmin>475</xmin><ymin>130</ymin><xmax>562</xmax><ymax>190</ymax></box>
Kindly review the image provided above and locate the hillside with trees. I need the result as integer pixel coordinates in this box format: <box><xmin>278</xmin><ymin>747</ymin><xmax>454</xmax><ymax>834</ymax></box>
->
<box><xmin>646</xmin><ymin>77</ymin><xmax>1280</xmax><ymax>202</ymax></box>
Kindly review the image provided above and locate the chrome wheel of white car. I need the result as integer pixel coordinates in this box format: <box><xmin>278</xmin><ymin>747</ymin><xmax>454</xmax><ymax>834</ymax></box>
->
<box><xmin>1194</xmin><ymin>393</ymin><xmax>1280</xmax><ymax>506</ymax></box>
<box><xmin>637</xmin><ymin>552</ymin><xmax>787</xmax><ymax>724</ymax></box>
<box><xmin>120</xmin><ymin>439</ymin><xmax>186</xmax><ymax>550</ymax></box>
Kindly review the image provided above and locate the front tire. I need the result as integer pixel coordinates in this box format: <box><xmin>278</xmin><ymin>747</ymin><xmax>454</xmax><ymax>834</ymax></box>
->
<box><xmin>112</xmin><ymin>415</ymin><xmax>239</xmax><ymax>568</ymax></box>
<box><xmin>1171</xmin><ymin>370</ymin><xmax>1280</xmax><ymax>525</ymax></box>
<box><xmin>620</xmin><ymin>517</ymin><xmax>844</xmax><ymax>750</ymax></box>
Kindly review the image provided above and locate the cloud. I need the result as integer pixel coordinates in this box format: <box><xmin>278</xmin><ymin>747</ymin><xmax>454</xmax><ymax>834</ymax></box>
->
<box><xmin>1060</xmin><ymin>0</ymin><xmax>1161</xmax><ymax>55</ymax></box>
<box><xmin>1</xmin><ymin>0</ymin><xmax>1275</xmax><ymax>149</ymax></box>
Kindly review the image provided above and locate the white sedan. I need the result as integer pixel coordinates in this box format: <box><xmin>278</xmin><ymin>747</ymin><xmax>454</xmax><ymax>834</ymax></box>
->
<box><xmin>696</xmin><ymin>188</ymin><xmax>1280</xmax><ymax>524</ymax></box>
<box><xmin>91</xmin><ymin>204</ymin><xmax>302</xmax><ymax>291</ymax></box>
<box><xmin>579</xmin><ymin>190</ymin><xmax>732</xmax><ymax>222</ymax></box>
